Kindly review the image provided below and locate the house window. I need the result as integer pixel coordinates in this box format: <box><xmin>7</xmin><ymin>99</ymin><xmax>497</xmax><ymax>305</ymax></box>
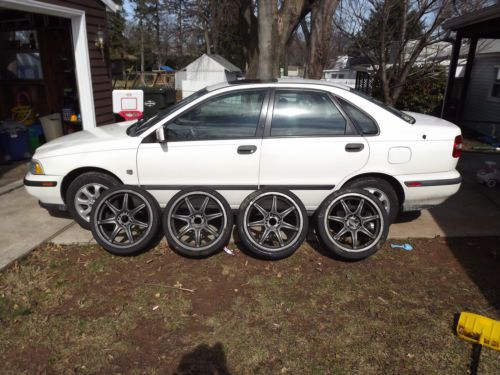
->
<box><xmin>490</xmin><ymin>67</ymin><xmax>500</xmax><ymax>100</ymax></box>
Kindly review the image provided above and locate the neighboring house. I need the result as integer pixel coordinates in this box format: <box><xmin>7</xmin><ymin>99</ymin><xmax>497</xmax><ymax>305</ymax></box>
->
<box><xmin>323</xmin><ymin>55</ymin><xmax>372</xmax><ymax>89</ymax></box>
<box><xmin>442</xmin><ymin>3</ymin><xmax>500</xmax><ymax>137</ymax></box>
<box><xmin>175</xmin><ymin>54</ymin><xmax>241</xmax><ymax>99</ymax></box>
<box><xmin>0</xmin><ymin>0</ymin><xmax>119</xmax><ymax>131</ymax></box>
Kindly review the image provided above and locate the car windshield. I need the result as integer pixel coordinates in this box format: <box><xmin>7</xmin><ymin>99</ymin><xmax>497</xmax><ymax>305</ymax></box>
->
<box><xmin>127</xmin><ymin>88</ymin><xmax>208</xmax><ymax>136</ymax></box>
<box><xmin>350</xmin><ymin>90</ymin><xmax>415</xmax><ymax>124</ymax></box>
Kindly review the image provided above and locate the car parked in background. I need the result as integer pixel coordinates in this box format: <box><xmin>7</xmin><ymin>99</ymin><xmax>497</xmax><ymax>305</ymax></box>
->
<box><xmin>25</xmin><ymin>79</ymin><xmax>462</xmax><ymax>259</ymax></box>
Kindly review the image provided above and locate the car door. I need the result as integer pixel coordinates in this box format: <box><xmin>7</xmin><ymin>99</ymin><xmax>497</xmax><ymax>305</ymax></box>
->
<box><xmin>258</xmin><ymin>88</ymin><xmax>370</xmax><ymax>209</ymax></box>
<box><xmin>137</xmin><ymin>88</ymin><xmax>269</xmax><ymax>208</ymax></box>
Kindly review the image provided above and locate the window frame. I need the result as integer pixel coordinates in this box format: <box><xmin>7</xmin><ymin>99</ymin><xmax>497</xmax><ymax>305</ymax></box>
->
<box><xmin>488</xmin><ymin>66</ymin><xmax>500</xmax><ymax>103</ymax></box>
<box><xmin>150</xmin><ymin>88</ymin><xmax>271</xmax><ymax>143</ymax></box>
<box><xmin>334</xmin><ymin>95</ymin><xmax>380</xmax><ymax>137</ymax></box>
<box><xmin>263</xmin><ymin>88</ymin><xmax>360</xmax><ymax>139</ymax></box>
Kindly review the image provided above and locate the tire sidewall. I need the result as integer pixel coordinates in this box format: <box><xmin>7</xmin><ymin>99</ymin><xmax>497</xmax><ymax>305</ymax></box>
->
<box><xmin>162</xmin><ymin>187</ymin><xmax>234</xmax><ymax>258</ymax></box>
<box><xmin>90</xmin><ymin>185</ymin><xmax>161</xmax><ymax>256</ymax></box>
<box><xmin>316</xmin><ymin>188</ymin><xmax>389</xmax><ymax>260</ymax></box>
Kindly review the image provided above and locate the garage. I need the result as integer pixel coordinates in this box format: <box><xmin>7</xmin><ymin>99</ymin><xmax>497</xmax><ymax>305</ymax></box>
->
<box><xmin>0</xmin><ymin>0</ymin><xmax>118</xmax><ymax>162</ymax></box>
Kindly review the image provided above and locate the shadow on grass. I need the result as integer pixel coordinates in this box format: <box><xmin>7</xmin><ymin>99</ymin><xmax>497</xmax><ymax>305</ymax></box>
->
<box><xmin>174</xmin><ymin>342</ymin><xmax>231</xmax><ymax>375</ymax></box>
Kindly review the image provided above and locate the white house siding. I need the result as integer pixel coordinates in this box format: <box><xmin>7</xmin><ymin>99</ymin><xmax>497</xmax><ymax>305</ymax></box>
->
<box><xmin>462</xmin><ymin>54</ymin><xmax>500</xmax><ymax>136</ymax></box>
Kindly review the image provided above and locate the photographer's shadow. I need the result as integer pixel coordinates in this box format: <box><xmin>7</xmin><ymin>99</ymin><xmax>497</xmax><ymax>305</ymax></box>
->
<box><xmin>174</xmin><ymin>342</ymin><xmax>231</xmax><ymax>375</ymax></box>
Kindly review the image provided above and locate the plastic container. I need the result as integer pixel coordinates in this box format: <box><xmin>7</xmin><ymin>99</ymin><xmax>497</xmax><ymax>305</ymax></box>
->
<box><xmin>27</xmin><ymin>122</ymin><xmax>44</xmax><ymax>153</ymax></box>
<box><xmin>40</xmin><ymin>113</ymin><xmax>63</xmax><ymax>141</ymax></box>
<box><xmin>0</xmin><ymin>120</ymin><xmax>30</xmax><ymax>161</ymax></box>
<box><xmin>142</xmin><ymin>87</ymin><xmax>176</xmax><ymax>119</ymax></box>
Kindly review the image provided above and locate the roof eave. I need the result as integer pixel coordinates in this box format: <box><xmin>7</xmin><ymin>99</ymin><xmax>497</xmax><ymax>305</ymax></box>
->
<box><xmin>101</xmin><ymin>0</ymin><xmax>121</xmax><ymax>13</ymax></box>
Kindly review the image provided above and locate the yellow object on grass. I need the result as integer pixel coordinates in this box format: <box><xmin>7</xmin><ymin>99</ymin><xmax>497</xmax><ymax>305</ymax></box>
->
<box><xmin>457</xmin><ymin>312</ymin><xmax>500</xmax><ymax>351</ymax></box>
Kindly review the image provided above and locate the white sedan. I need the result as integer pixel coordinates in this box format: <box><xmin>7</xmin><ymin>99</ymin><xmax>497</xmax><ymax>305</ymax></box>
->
<box><xmin>25</xmin><ymin>80</ymin><xmax>462</xmax><ymax>259</ymax></box>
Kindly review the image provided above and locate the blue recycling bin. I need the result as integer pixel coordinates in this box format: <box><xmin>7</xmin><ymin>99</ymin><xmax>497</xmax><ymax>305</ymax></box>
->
<box><xmin>0</xmin><ymin>122</ymin><xmax>30</xmax><ymax>162</ymax></box>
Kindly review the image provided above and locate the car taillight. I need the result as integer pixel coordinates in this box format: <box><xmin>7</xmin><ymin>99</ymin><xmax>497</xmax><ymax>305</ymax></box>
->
<box><xmin>452</xmin><ymin>135</ymin><xmax>462</xmax><ymax>158</ymax></box>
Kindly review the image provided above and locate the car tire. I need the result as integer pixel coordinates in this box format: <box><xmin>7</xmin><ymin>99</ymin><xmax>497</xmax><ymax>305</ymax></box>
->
<box><xmin>66</xmin><ymin>172</ymin><xmax>120</xmax><ymax>229</ymax></box>
<box><xmin>316</xmin><ymin>188</ymin><xmax>389</xmax><ymax>260</ymax></box>
<box><xmin>90</xmin><ymin>185</ymin><xmax>161</xmax><ymax>256</ymax></box>
<box><xmin>236</xmin><ymin>188</ymin><xmax>308</xmax><ymax>260</ymax></box>
<box><xmin>344</xmin><ymin>177</ymin><xmax>399</xmax><ymax>223</ymax></box>
<box><xmin>486</xmin><ymin>179</ymin><xmax>497</xmax><ymax>188</ymax></box>
<box><xmin>163</xmin><ymin>187</ymin><xmax>233</xmax><ymax>258</ymax></box>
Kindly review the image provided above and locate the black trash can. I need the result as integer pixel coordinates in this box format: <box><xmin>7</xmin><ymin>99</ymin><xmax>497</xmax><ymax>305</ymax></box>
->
<box><xmin>142</xmin><ymin>88</ymin><xmax>176</xmax><ymax>119</ymax></box>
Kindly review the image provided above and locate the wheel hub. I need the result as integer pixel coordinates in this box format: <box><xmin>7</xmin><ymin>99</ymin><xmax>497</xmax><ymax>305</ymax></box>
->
<box><xmin>266</xmin><ymin>214</ymin><xmax>281</xmax><ymax>228</ymax></box>
<box><xmin>117</xmin><ymin>212</ymin><xmax>131</xmax><ymax>226</ymax></box>
<box><xmin>191</xmin><ymin>214</ymin><xmax>205</xmax><ymax>227</ymax></box>
<box><xmin>346</xmin><ymin>215</ymin><xmax>361</xmax><ymax>230</ymax></box>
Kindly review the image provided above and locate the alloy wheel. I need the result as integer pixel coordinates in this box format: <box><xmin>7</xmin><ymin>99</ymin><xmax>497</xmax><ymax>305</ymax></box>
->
<box><xmin>75</xmin><ymin>183</ymin><xmax>107</xmax><ymax>222</ymax></box>
<box><xmin>167</xmin><ymin>192</ymin><xmax>228</xmax><ymax>251</ymax></box>
<box><xmin>243</xmin><ymin>192</ymin><xmax>304</xmax><ymax>251</ymax></box>
<box><xmin>94</xmin><ymin>190</ymin><xmax>153</xmax><ymax>248</ymax></box>
<box><xmin>364</xmin><ymin>187</ymin><xmax>390</xmax><ymax>214</ymax></box>
<box><xmin>323</xmin><ymin>193</ymin><xmax>384</xmax><ymax>252</ymax></box>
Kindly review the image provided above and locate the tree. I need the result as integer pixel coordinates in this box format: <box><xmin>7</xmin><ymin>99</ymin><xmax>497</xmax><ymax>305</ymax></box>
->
<box><xmin>107</xmin><ymin>1</ymin><xmax>127</xmax><ymax>78</ymax></box>
<box><xmin>301</xmin><ymin>0</ymin><xmax>339</xmax><ymax>79</ymax></box>
<box><xmin>336</xmin><ymin>0</ymin><xmax>494</xmax><ymax>105</ymax></box>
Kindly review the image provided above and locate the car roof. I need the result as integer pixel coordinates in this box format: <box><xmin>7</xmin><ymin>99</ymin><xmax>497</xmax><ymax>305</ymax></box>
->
<box><xmin>205</xmin><ymin>79</ymin><xmax>352</xmax><ymax>93</ymax></box>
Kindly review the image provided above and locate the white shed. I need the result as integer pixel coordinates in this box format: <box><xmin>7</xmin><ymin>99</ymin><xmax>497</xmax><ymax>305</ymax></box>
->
<box><xmin>175</xmin><ymin>54</ymin><xmax>242</xmax><ymax>98</ymax></box>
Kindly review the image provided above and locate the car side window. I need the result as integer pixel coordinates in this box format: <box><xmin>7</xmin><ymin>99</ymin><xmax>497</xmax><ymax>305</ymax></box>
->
<box><xmin>166</xmin><ymin>90</ymin><xmax>266</xmax><ymax>141</ymax></box>
<box><xmin>271</xmin><ymin>90</ymin><xmax>346</xmax><ymax>136</ymax></box>
<box><xmin>337</xmin><ymin>97</ymin><xmax>378</xmax><ymax>135</ymax></box>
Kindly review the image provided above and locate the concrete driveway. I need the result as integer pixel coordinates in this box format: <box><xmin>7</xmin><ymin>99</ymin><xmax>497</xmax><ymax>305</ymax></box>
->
<box><xmin>0</xmin><ymin>152</ymin><xmax>499</xmax><ymax>270</ymax></box>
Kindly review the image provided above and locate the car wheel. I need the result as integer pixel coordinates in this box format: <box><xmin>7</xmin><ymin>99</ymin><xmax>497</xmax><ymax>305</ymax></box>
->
<box><xmin>66</xmin><ymin>172</ymin><xmax>120</xmax><ymax>229</ymax></box>
<box><xmin>237</xmin><ymin>188</ymin><xmax>308</xmax><ymax>260</ymax></box>
<box><xmin>316</xmin><ymin>188</ymin><xmax>389</xmax><ymax>260</ymax></box>
<box><xmin>163</xmin><ymin>187</ymin><xmax>233</xmax><ymax>258</ymax></box>
<box><xmin>90</xmin><ymin>185</ymin><xmax>161</xmax><ymax>256</ymax></box>
<box><xmin>344</xmin><ymin>177</ymin><xmax>399</xmax><ymax>223</ymax></box>
<box><xmin>486</xmin><ymin>179</ymin><xmax>497</xmax><ymax>188</ymax></box>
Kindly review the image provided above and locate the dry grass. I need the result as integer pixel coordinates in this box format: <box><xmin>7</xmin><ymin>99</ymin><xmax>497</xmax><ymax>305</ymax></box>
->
<box><xmin>1</xmin><ymin>238</ymin><xmax>499</xmax><ymax>374</ymax></box>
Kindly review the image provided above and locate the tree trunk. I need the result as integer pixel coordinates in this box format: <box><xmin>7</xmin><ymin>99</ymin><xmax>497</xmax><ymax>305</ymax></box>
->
<box><xmin>257</xmin><ymin>0</ymin><xmax>277</xmax><ymax>79</ymax></box>
<box><xmin>139</xmin><ymin>18</ymin><xmax>145</xmax><ymax>85</ymax></box>
<box><xmin>306</xmin><ymin>0</ymin><xmax>338</xmax><ymax>79</ymax></box>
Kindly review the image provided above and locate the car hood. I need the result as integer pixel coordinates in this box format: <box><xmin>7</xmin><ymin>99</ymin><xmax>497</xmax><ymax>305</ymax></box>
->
<box><xmin>34</xmin><ymin>120</ymin><xmax>141</xmax><ymax>159</ymax></box>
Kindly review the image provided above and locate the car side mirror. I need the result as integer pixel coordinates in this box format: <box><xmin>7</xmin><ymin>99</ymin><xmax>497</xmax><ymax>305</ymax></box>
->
<box><xmin>155</xmin><ymin>127</ymin><xmax>167</xmax><ymax>144</ymax></box>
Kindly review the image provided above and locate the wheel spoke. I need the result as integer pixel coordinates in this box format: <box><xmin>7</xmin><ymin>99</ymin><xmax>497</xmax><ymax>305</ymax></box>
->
<box><xmin>81</xmin><ymin>206</ymin><xmax>91</xmax><ymax>215</ymax></box>
<box><xmin>203</xmin><ymin>224</ymin><xmax>219</xmax><ymax>237</ymax></box>
<box><xmin>97</xmin><ymin>217</ymin><xmax>116</xmax><ymax>225</ymax></box>
<box><xmin>109</xmin><ymin>225</ymin><xmax>122</xmax><ymax>242</ymax></box>
<box><xmin>131</xmin><ymin>219</ymin><xmax>148</xmax><ymax>228</ymax></box>
<box><xmin>122</xmin><ymin>193</ymin><xmax>129</xmax><ymax>211</ymax></box>
<box><xmin>248</xmin><ymin>219</ymin><xmax>266</xmax><ymax>227</ymax></box>
<box><xmin>254</xmin><ymin>203</ymin><xmax>268</xmax><ymax>217</ymax></box>
<box><xmin>275</xmin><ymin>230</ymin><xmax>284</xmax><ymax>247</ymax></box>
<box><xmin>93</xmin><ymin>184</ymin><xmax>104</xmax><ymax>197</ymax></box>
<box><xmin>340</xmin><ymin>199</ymin><xmax>351</xmax><ymax>215</ymax></box>
<box><xmin>130</xmin><ymin>203</ymin><xmax>146</xmax><ymax>217</ymax></box>
<box><xmin>359</xmin><ymin>226</ymin><xmax>376</xmax><ymax>239</ymax></box>
<box><xmin>172</xmin><ymin>214</ymin><xmax>190</xmax><ymax>222</ymax></box>
<box><xmin>194</xmin><ymin>228</ymin><xmax>202</xmax><ymax>247</ymax></box>
<box><xmin>351</xmin><ymin>230</ymin><xmax>359</xmax><ymax>249</ymax></box>
<box><xmin>177</xmin><ymin>224</ymin><xmax>193</xmax><ymax>238</ymax></box>
<box><xmin>355</xmin><ymin>199</ymin><xmax>365</xmax><ymax>215</ymax></box>
<box><xmin>206</xmin><ymin>212</ymin><xmax>223</xmax><ymax>221</ymax></box>
<box><xmin>334</xmin><ymin>226</ymin><xmax>349</xmax><ymax>240</ymax></box>
<box><xmin>280</xmin><ymin>205</ymin><xmax>295</xmax><ymax>218</ymax></box>
<box><xmin>361</xmin><ymin>214</ymin><xmax>379</xmax><ymax>224</ymax></box>
<box><xmin>124</xmin><ymin>226</ymin><xmax>134</xmax><ymax>243</ymax></box>
<box><xmin>271</xmin><ymin>195</ymin><xmax>278</xmax><ymax>213</ymax></box>
<box><xmin>200</xmin><ymin>197</ymin><xmax>210</xmax><ymax>214</ymax></box>
<box><xmin>81</xmin><ymin>186</ymin><xmax>92</xmax><ymax>199</ymax></box>
<box><xmin>259</xmin><ymin>227</ymin><xmax>271</xmax><ymax>244</ymax></box>
<box><xmin>328</xmin><ymin>215</ymin><xmax>345</xmax><ymax>223</ymax></box>
<box><xmin>105</xmin><ymin>200</ymin><xmax>120</xmax><ymax>215</ymax></box>
<box><xmin>281</xmin><ymin>221</ymin><xmax>299</xmax><ymax>231</ymax></box>
<box><xmin>185</xmin><ymin>197</ymin><xmax>196</xmax><ymax>215</ymax></box>
<box><xmin>76</xmin><ymin>197</ymin><xmax>90</xmax><ymax>205</ymax></box>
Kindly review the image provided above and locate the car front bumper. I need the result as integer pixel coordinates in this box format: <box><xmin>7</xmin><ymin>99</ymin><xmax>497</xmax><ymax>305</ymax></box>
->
<box><xmin>24</xmin><ymin>172</ymin><xmax>65</xmax><ymax>206</ymax></box>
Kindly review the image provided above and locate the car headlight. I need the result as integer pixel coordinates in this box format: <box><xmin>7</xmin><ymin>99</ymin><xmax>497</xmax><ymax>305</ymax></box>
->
<box><xmin>29</xmin><ymin>160</ymin><xmax>45</xmax><ymax>175</ymax></box>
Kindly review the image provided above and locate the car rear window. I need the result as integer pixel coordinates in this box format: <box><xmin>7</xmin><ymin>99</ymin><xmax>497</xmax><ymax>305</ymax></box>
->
<box><xmin>337</xmin><ymin>97</ymin><xmax>378</xmax><ymax>135</ymax></box>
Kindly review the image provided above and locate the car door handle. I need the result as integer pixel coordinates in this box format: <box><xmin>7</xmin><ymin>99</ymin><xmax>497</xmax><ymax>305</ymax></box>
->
<box><xmin>237</xmin><ymin>145</ymin><xmax>257</xmax><ymax>155</ymax></box>
<box><xmin>345</xmin><ymin>143</ymin><xmax>365</xmax><ymax>152</ymax></box>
